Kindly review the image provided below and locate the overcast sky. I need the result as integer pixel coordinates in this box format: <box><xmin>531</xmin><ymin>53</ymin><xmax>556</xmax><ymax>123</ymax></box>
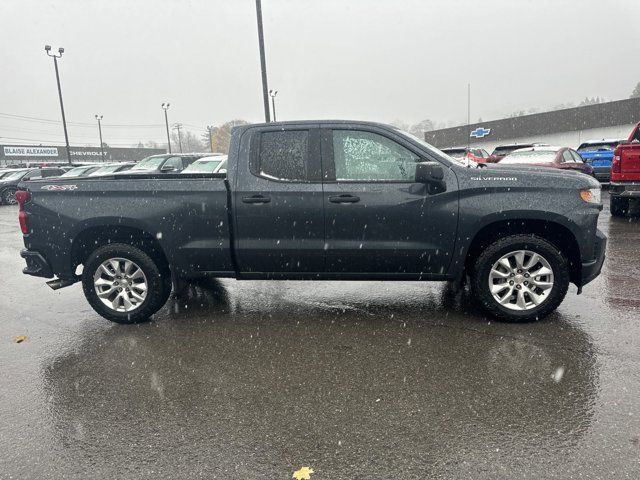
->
<box><xmin>1</xmin><ymin>0</ymin><xmax>639</xmax><ymax>146</ymax></box>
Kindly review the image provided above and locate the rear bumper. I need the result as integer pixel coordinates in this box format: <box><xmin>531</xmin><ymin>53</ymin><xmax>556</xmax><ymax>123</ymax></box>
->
<box><xmin>610</xmin><ymin>182</ymin><xmax>640</xmax><ymax>197</ymax></box>
<box><xmin>580</xmin><ymin>229</ymin><xmax>606</xmax><ymax>288</ymax></box>
<box><xmin>591</xmin><ymin>167</ymin><xmax>611</xmax><ymax>182</ymax></box>
<box><xmin>20</xmin><ymin>249</ymin><xmax>54</xmax><ymax>278</ymax></box>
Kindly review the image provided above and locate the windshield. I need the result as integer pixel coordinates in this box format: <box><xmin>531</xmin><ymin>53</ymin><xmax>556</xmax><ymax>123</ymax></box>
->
<box><xmin>61</xmin><ymin>166</ymin><xmax>93</xmax><ymax>177</ymax></box>
<box><xmin>89</xmin><ymin>164</ymin><xmax>126</xmax><ymax>176</ymax></box>
<box><xmin>492</xmin><ymin>145</ymin><xmax>533</xmax><ymax>156</ymax></box>
<box><xmin>500</xmin><ymin>150</ymin><xmax>557</xmax><ymax>164</ymax></box>
<box><xmin>131</xmin><ymin>156</ymin><xmax>166</xmax><ymax>171</ymax></box>
<box><xmin>442</xmin><ymin>149</ymin><xmax>467</xmax><ymax>157</ymax></box>
<box><xmin>577</xmin><ymin>142</ymin><xmax>618</xmax><ymax>152</ymax></box>
<box><xmin>395</xmin><ymin>129</ymin><xmax>475</xmax><ymax>166</ymax></box>
<box><xmin>182</xmin><ymin>160</ymin><xmax>223</xmax><ymax>173</ymax></box>
<box><xmin>1</xmin><ymin>170</ymin><xmax>28</xmax><ymax>181</ymax></box>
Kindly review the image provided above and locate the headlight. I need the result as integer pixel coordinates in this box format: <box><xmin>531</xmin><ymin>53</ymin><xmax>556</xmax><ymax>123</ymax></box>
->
<box><xmin>580</xmin><ymin>188</ymin><xmax>601</xmax><ymax>204</ymax></box>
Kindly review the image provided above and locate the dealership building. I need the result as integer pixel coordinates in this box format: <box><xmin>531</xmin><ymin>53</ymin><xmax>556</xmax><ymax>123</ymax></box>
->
<box><xmin>0</xmin><ymin>145</ymin><xmax>165</xmax><ymax>167</ymax></box>
<box><xmin>424</xmin><ymin>96</ymin><xmax>640</xmax><ymax>152</ymax></box>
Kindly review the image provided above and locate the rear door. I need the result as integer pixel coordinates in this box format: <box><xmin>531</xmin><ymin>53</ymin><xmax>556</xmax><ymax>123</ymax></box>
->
<box><xmin>233</xmin><ymin>125</ymin><xmax>325</xmax><ymax>275</ymax></box>
<box><xmin>321</xmin><ymin>125</ymin><xmax>458</xmax><ymax>276</ymax></box>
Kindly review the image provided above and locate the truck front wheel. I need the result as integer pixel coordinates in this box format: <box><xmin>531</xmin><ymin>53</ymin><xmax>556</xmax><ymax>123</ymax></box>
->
<box><xmin>610</xmin><ymin>196</ymin><xmax>629</xmax><ymax>217</ymax></box>
<box><xmin>82</xmin><ymin>243</ymin><xmax>171</xmax><ymax>324</ymax></box>
<box><xmin>470</xmin><ymin>235</ymin><xmax>569</xmax><ymax>322</ymax></box>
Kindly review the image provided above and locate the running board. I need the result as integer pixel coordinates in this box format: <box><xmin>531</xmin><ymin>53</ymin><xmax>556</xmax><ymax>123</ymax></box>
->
<box><xmin>46</xmin><ymin>277</ymin><xmax>79</xmax><ymax>290</ymax></box>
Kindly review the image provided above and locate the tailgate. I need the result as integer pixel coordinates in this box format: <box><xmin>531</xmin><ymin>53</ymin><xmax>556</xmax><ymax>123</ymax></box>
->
<box><xmin>620</xmin><ymin>145</ymin><xmax>640</xmax><ymax>174</ymax></box>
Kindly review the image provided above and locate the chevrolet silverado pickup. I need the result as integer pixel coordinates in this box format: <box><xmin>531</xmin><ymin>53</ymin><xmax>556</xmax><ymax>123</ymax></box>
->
<box><xmin>17</xmin><ymin>121</ymin><xmax>606</xmax><ymax>324</ymax></box>
<box><xmin>610</xmin><ymin>122</ymin><xmax>640</xmax><ymax>216</ymax></box>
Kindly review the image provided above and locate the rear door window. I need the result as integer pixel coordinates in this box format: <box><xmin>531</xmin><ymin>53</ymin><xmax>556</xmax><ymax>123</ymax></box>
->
<box><xmin>562</xmin><ymin>151</ymin><xmax>574</xmax><ymax>163</ymax></box>
<box><xmin>256</xmin><ymin>130</ymin><xmax>309</xmax><ymax>181</ymax></box>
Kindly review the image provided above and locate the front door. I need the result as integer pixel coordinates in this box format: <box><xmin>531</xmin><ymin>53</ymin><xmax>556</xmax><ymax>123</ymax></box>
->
<box><xmin>321</xmin><ymin>126</ymin><xmax>458</xmax><ymax>276</ymax></box>
<box><xmin>234</xmin><ymin>126</ymin><xmax>325</xmax><ymax>275</ymax></box>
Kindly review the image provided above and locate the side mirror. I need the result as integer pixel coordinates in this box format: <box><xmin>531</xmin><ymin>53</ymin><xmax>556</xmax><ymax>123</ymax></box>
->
<box><xmin>415</xmin><ymin>162</ymin><xmax>446</xmax><ymax>194</ymax></box>
<box><xmin>160</xmin><ymin>165</ymin><xmax>177</xmax><ymax>172</ymax></box>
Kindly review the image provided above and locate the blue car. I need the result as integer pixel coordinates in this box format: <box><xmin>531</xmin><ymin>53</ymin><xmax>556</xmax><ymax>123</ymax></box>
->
<box><xmin>576</xmin><ymin>139</ymin><xmax>623</xmax><ymax>182</ymax></box>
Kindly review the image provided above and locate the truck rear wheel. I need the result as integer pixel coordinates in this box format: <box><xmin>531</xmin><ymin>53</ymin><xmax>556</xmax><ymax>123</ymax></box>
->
<box><xmin>610</xmin><ymin>196</ymin><xmax>629</xmax><ymax>217</ymax></box>
<box><xmin>82</xmin><ymin>243</ymin><xmax>171</xmax><ymax>324</ymax></box>
<box><xmin>470</xmin><ymin>235</ymin><xmax>569</xmax><ymax>322</ymax></box>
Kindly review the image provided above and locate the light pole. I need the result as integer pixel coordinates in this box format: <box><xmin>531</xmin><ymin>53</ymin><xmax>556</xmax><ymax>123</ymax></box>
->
<box><xmin>95</xmin><ymin>115</ymin><xmax>104</xmax><ymax>161</ymax></box>
<box><xmin>45</xmin><ymin>45</ymin><xmax>71</xmax><ymax>165</ymax></box>
<box><xmin>161</xmin><ymin>103</ymin><xmax>172</xmax><ymax>153</ymax></box>
<box><xmin>255</xmin><ymin>0</ymin><xmax>271</xmax><ymax>122</ymax></box>
<box><xmin>269</xmin><ymin>90</ymin><xmax>278</xmax><ymax>122</ymax></box>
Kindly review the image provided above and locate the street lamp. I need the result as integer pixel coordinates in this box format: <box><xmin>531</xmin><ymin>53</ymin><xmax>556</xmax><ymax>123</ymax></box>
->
<box><xmin>95</xmin><ymin>115</ymin><xmax>104</xmax><ymax>161</ymax></box>
<box><xmin>161</xmin><ymin>103</ymin><xmax>172</xmax><ymax>153</ymax></box>
<box><xmin>269</xmin><ymin>89</ymin><xmax>278</xmax><ymax>122</ymax></box>
<box><xmin>255</xmin><ymin>0</ymin><xmax>271</xmax><ymax>122</ymax></box>
<box><xmin>45</xmin><ymin>45</ymin><xmax>71</xmax><ymax>165</ymax></box>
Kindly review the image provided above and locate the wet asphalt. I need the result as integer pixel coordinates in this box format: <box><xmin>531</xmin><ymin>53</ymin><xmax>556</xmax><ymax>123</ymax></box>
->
<box><xmin>0</xmin><ymin>192</ymin><xmax>639</xmax><ymax>479</ymax></box>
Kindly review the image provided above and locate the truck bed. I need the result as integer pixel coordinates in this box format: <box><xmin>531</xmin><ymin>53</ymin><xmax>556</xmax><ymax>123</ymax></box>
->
<box><xmin>21</xmin><ymin>173</ymin><xmax>233</xmax><ymax>279</ymax></box>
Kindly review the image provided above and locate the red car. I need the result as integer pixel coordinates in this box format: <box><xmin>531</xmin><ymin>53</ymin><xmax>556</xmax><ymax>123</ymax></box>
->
<box><xmin>498</xmin><ymin>146</ymin><xmax>594</xmax><ymax>175</ymax></box>
<box><xmin>441</xmin><ymin>147</ymin><xmax>491</xmax><ymax>163</ymax></box>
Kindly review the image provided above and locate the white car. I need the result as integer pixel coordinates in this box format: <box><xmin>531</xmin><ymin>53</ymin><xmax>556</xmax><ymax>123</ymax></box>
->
<box><xmin>181</xmin><ymin>155</ymin><xmax>228</xmax><ymax>174</ymax></box>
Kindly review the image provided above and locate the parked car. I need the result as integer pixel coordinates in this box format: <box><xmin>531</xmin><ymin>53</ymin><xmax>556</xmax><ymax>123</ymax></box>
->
<box><xmin>609</xmin><ymin>122</ymin><xmax>640</xmax><ymax>216</ymax></box>
<box><xmin>441</xmin><ymin>147</ymin><xmax>490</xmax><ymax>163</ymax></box>
<box><xmin>125</xmin><ymin>154</ymin><xmax>209</xmax><ymax>174</ymax></box>
<box><xmin>487</xmin><ymin>143</ymin><xmax>549</xmax><ymax>163</ymax></box>
<box><xmin>0</xmin><ymin>167</ymin><xmax>65</xmax><ymax>204</ymax></box>
<box><xmin>60</xmin><ymin>165</ymin><xmax>104</xmax><ymax>177</ymax></box>
<box><xmin>17</xmin><ymin>120</ymin><xmax>605</xmax><ymax>324</ymax></box>
<box><xmin>181</xmin><ymin>156</ymin><xmax>228</xmax><ymax>174</ymax></box>
<box><xmin>88</xmin><ymin>162</ymin><xmax>135</xmax><ymax>176</ymax></box>
<box><xmin>576</xmin><ymin>139</ymin><xmax>622</xmax><ymax>183</ymax></box>
<box><xmin>0</xmin><ymin>168</ymin><xmax>24</xmax><ymax>179</ymax></box>
<box><xmin>498</xmin><ymin>146</ymin><xmax>594</xmax><ymax>175</ymax></box>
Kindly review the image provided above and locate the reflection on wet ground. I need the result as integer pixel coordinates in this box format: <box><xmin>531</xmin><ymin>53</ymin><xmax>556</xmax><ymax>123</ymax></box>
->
<box><xmin>1</xmin><ymin>192</ymin><xmax>639</xmax><ymax>478</ymax></box>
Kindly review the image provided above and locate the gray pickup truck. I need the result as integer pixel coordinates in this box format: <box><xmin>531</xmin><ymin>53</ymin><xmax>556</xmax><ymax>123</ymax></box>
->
<box><xmin>17</xmin><ymin>121</ymin><xmax>606</xmax><ymax>324</ymax></box>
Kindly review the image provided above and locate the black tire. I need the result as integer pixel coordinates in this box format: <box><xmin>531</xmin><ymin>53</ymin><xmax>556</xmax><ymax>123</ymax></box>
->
<box><xmin>82</xmin><ymin>243</ymin><xmax>171</xmax><ymax>324</ymax></box>
<box><xmin>1</xmin><ymin>188</ymin><xmax>17</xmax><ymax>205</ymax></box>
<box><xmin>610</xmin><ymin>195</ymin><xmax>629</xmax><ymax>217</ymax></box>
<box><xmin>470</xmin><ymin>235</ymin><xmax>570</xmax><ymax>323</ymax></box>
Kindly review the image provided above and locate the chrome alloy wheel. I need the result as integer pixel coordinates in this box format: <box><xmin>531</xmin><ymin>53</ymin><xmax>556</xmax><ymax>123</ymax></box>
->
<box><xmin>93</xmin><ymin>257</ymin><xmax>148</xmax><ymax>312</ymax></box>
<box><xmin>488</xmin><ymin>250</ymin><xmax>554</xmax><ymax>311</ymax></box>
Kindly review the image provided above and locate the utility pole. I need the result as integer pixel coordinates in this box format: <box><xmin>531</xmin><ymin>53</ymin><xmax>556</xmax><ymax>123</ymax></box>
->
<box><xmin>45</xmin><ymin>45</ymin><xmax>72</xmax><ymax>165</ymax></box>
<box><xmin>95</xmin><ymin>115</ymin><xmax>104</xmax><ymax>161</ymax></box>
<box><xmin>173</xmin><ymin>123</ymin><xmax>183</xmax><ymax>153</ymax></box>
<box><xmin>206</xmin><ymin>125</ymin><xmax>215</xmax><ymax>152</ymax></box>
<box><xmin>466</xmin><ymin>83</ymin><xmax>471</xmax><ymax>150</ymax></box>
<box><xmin>161</xmin><ymin>103</ymin><xmax>172</xmax><ymax>153</ymax></box>
<box><xmin>255</xmin><ymin>0</ymin><xmax>271</xmax><ymax>122</ymax></box>
<box><xmin>269</xmin><ymin>89</ymin><xmax>278</xmax><ymax>122</ymax></box>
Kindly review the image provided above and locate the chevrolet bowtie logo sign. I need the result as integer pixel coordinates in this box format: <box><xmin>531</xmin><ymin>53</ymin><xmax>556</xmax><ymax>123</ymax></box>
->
<box><xmin>470</xmin><ymin>127</ymin><xmax>491</xmax><ymax>138</ymax></box>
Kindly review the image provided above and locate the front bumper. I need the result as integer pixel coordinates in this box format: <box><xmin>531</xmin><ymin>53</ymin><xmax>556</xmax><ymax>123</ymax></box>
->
<box><xmin>20</xmin><ymin>249</ymin><xmax>54</xmax><ymax>278</ymax></box>
<box><xmin>580</xmin><ymin>229</ymin><xmax>606</xmax><ymax>289</ymax></box>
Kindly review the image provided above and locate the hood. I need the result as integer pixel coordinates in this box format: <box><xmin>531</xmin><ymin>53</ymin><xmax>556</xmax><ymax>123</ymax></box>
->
<box><xmin>478</xmin><ymin>163</ymin><xmax>599</xmax><ymax>188</ymax></box>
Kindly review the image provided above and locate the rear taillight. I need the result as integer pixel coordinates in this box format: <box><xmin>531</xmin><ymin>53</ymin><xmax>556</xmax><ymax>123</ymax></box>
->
<box><xmin>15</xmin><ymin>190</ymin><xmax>30</xmax><ymax>234</ymax></box>
<box><xmin>612</xmin><ymin>145</ymin><xmax>622</xmax><ymax>173</ymax></box>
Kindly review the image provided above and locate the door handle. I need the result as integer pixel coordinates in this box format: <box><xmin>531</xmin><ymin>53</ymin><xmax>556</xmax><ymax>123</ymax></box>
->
<box><xmin>242</xmin><ymin>195</ymin><xmax>271</xmax><ymax>204</ymax></box>
<box><xmin>329</xmin><ymin>194</ymin><xmax>360</xmax><ymax>204</ymax></box>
